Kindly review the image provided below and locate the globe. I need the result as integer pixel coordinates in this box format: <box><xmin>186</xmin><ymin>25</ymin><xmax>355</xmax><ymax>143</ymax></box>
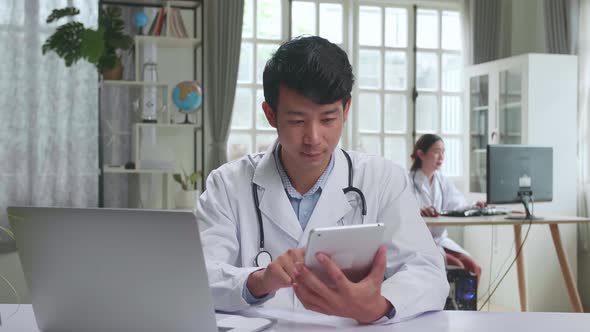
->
<box><xmin>172</xmin><ymin>81</ymin><xmax>202</xmax><ymax>124</ymax></box>
<box><xmin>132</xmin><ymin>12</ymin><xmax>149</xmax><ymax>28</ymax></box>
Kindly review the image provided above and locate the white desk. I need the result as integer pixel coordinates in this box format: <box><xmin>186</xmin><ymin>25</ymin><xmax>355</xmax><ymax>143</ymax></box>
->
<box><xmin>1</xmin><ymin>304</ymin><xmax>590</xmax><ymax>332</ymax></box>
<box><xmin>425</xmin><ymin>215</ymin><xmax>590</xmax><ymax>313</ymax></box>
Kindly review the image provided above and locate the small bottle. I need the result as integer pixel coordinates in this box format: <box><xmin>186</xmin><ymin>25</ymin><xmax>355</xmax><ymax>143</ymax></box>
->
<box><xmin>142</xmin><ymin>62</ymin><xmax>158</xmax><ymax>123</ymax></box>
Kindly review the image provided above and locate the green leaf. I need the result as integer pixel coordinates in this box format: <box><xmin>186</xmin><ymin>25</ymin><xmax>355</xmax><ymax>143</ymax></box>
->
<box><xmin>46</xmin><ymin>7</ymin><xmax>80</xmax><ymax>23</ymax></box>
<box><xmin>81</xmin><ymin>28</ymin><xmax>104</xmax><ymax>65</ymax></box>
<box><xmin>173</xmin><ymin>174</ymin><xmax>183</xmax><ymax>185</ymax></box>
<box><xmin>0</xmin><ymin>226</ymin><xmax>14</xmax><ymax>240</ymax></box>
<box><xmin>189</xmin><ymin>172</ymin><xmax>201</xmax><ymax>184</ymax></box>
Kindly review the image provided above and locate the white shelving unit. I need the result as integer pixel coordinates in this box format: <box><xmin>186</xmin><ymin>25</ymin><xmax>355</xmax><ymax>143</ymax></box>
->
<box><xmin>98</xmin><ymin>0</ymin><xmax>204</xmax><ymax>210</ymax></box>
<box><xmin>462</xmin><ymin>53</ymin><xmax>578</xmax><ymax>312</ymax></box>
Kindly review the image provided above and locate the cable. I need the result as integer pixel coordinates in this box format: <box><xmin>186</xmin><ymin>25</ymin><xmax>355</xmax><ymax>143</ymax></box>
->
<box><xmin>478</xmin><ymin>240</ymin><xmax>516</xmax><ymax>300</ymax></box>
<box><xmin>477</xmin><ymin>202</ymin><xmax>534</xmax><ymax>311</ymax></box>
<box><xmin>483</xmin><ymin>225</ymin><xmax>495</xmax><ymax>311</ymax></box>
<box><xmin>0</xmin><ymin>274</ymin><xmax>20</xmax><ymax>321</ymax></box>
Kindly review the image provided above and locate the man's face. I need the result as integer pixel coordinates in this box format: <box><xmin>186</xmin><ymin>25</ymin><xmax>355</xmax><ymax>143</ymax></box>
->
<box><xmin>262</xmin><ymin>85</ymin><xmax>350</xmax><ymax>172</ymax></box>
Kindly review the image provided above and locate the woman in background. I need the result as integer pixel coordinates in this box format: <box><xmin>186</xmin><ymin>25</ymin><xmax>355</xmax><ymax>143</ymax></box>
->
<box><xmin>409</xmin><ymin>134</ymin><xmax>482</xmax><ymax>280</ymax></box>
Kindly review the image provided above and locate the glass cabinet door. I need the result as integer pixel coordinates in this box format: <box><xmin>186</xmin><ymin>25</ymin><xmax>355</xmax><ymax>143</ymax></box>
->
<box><xmin>469</xmin><ymin>75</ymin><xmax>489</xmax><ymax>192</ymax></box>
<box><xmin>498</xmin><ymin>70</ymin><xmax>522</xmax><ymax>144</ymax></box>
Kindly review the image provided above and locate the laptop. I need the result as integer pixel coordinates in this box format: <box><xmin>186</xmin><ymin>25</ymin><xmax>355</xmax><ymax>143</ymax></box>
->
<box><xmin>7</xmin><ymin>207</ymin><xmax>273</xmax><ymax>332</ymax></box>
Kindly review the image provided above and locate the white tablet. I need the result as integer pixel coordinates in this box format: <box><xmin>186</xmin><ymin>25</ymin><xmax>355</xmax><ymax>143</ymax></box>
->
<box><xmin>304</xmin><ymin>223</ymin><xmax>385</xmax><ymax>284</ymax></box>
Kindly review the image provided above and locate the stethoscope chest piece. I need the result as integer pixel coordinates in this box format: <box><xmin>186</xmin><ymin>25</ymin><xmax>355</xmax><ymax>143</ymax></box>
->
<box><xmin>254</xmin><ymin>250</ymin><xmax>272</xmax><ymax>268</ymax></box>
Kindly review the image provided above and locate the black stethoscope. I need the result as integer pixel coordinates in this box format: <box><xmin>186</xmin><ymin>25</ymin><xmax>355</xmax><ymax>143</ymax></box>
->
<box><xmin>252</xmin><ymin>149</ymin><xmax>367</xmax><ymax>267</ymax></box>
<box><xmin>411</xmin><ymin>170</ymin><xmax>445</xmax><ymax>211</ymax></box>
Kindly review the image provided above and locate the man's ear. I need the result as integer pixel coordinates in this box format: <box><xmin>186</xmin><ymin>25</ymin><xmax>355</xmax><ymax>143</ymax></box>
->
<box><xmin>343</xmin><ymin>98</ymin><xmax>351</xmax><ymax>123</ymax></box>
<box><xmin>262</xmin><ymin>101</ymin><xmax>277</xmax><ymax>128</ymax></box>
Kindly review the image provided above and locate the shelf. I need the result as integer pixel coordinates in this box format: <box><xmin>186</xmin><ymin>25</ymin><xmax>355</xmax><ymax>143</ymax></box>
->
<box><xmin>135</xmin><ymin>35</ymin><xmax>202</xmax><ymax>48</ymax></box>
<box><xmin>103</xmin><ymin>165</ymin><xmax>174</xmax><ymax>175</ymax></box>
<box><xmin>101</xmin><ymin>80</ymin><xmax>168</xmax><ymax>88</ymax></box>
<box><xmin>500</xmin><ymin>102</ymin><xmax>521</xmax><ymax>109</ymax></box>
<box><xmin>472</xmin><ymin>106</ymin><xmax>488</xmax><ymax>111</ymax></box>
<box><xmin>101</xmin><ymin>0</ymin><xmax>201</xmax><ymax>9</ymax></box>
<box><xmin>135</xmin><ymin>123</ymin><xmax>202</xmax><ymax>129</ymax></box>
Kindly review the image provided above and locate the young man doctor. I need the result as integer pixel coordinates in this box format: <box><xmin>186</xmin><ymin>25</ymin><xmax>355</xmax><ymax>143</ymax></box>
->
<box><xmin>196</xmin><ymin>36</ymin><xmax>448</xmax><ymax>323</ymax></box>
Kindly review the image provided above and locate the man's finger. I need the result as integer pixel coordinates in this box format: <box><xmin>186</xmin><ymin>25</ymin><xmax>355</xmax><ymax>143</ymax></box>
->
<box><xmin>316</xmin><ymin>253</ymin><xmax>350</xmax><ymax>289</ymax></box>
<box><xmin>366</xmin><ymin>245</ymin><xmax>387</xmax><ymax>284</ymax></box>
<box><xmin>266</xmin><ymin>262</ymin><xmax>293</xmax><ymax>287</ymax></box>
<box><xmin>293</xmin><ymin>282</ymin><xmax>333</xmax><ymax>315</ymax></box>
<box><xmin>295</xmin><ymin>262</ymin><xmax>336</xmax><ymax>301</ymax></box>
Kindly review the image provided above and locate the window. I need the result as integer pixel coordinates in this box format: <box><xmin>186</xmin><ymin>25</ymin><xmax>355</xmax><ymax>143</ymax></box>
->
<box><xmin>228</xmin><ymin>1</ymin><xmax>463</xmax><ymax>178</ymax></box>
<box><xmin>227</xmin><ymin>0</ymin><xmax>288</xmax><ymax>161</ymax></box>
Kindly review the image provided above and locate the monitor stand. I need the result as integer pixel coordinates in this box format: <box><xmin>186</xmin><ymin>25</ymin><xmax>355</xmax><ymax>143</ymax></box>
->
<box><xmin>505</xmin><ymin>193</ymin><xmax>543</xmax><ymax>220</ymax></box>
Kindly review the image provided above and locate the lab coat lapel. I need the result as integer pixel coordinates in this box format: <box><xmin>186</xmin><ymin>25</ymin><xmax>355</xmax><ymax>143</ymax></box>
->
<box><xmin>252</xmin><ymin>141</ymin><xmax>302</xmax><ymax>243</ymax></box>
<box><xmin>298</xmin><ymin>150</ymin><xmax>352</xmax><ymax>246</ymax></box>
<box><xmin>414</xmin><ymin>170</ymin><xmax>433</xmax><ymax>207</ymax></box>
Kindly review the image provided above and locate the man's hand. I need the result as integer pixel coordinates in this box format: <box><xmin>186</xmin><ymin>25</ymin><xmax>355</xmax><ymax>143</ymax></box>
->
<box><xmin>420</xmin><ymin>206</ymin><xmax>439</xmax><ymax>217</ymax></box>
<box><xmin>246</xmin><ymin>248</ymin><xmax>305</xmax><ymax>298</ymax></box>
<box><xmin>293</xmin><ymin>245</ymin><xmax>393</xmax><ymax>323</ymax></box>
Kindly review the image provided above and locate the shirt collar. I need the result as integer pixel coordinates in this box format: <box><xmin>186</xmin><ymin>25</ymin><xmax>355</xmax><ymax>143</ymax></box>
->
<box><xmin>273</xmin><ymin>144</ymin><xmax>335</xmax><ymax>199</ymax></box>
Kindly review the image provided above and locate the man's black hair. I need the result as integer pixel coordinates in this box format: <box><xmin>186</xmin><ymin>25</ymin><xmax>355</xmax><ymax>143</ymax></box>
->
<box><xmin>262</xmin><ymin>35</ymin><xmax>355</xmax><ymax>112</ymax></box>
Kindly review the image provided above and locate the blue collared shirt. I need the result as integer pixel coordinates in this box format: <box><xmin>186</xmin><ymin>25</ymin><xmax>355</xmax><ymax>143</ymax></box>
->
<box><xmin>273</xmin><ymin>145</ymin><xmax>335</xmax><ymax>230</ymax></box>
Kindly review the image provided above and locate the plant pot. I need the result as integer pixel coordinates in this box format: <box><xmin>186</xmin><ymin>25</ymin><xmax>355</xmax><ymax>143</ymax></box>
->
<box><xmin>174</xmin><ymin>190</ymin><xmax>200</xmax><ymax>210</ymax></box>
<box><xmin>101</xmin><ymin>58</ymin><xmax>123</xmax><ymax>80</ymax></box>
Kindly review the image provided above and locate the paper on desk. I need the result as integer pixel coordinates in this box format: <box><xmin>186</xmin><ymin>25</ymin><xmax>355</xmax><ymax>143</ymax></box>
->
<box><xmin>241</xmin><ymin>306</ymin><xmax>359</xmax><ymax>327</ymax></box>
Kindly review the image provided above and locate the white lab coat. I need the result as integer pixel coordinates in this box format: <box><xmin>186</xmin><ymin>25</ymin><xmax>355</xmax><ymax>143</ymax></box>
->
<box><xmin>409</xmin><ymin>169</ymin><xmax>470</xmax><ymax>256</ymax></box>
<box><xmin>196</xmin><ymin>142</ymin><xmax>449</xmax><ymax>322</ymax></box>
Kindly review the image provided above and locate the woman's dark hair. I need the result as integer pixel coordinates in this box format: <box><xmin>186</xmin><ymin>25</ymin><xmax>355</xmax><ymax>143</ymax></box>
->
<box><xmin>262</xmin><ymin>35</ymin><xmax>355</xmax><ymax>112</ymax></box>
<box><xmin>410</xmin><ymin>134</ymin><xmax>443</xmax><ymax>172</ymax></box>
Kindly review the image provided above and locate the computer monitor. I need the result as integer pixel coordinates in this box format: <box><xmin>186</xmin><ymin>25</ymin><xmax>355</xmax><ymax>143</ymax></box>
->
<box><xmin>486</xmin><ymin>144</ymin><xmax>553</xmax><ymax>219</ymax></box>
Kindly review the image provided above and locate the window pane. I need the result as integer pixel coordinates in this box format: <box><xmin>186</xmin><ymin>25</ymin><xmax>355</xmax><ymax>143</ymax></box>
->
<box><xmin>359</xmin><ymin>6</ymin><xmax>382</xmax><ymax>46</ymax></box>
<box><xmin>416</xmin><ymin>94</ymin><xmax>438</xmax><ymax>132</ymax></box>
<box><xmin>441</xmin><ymin>96</ymin><xmax>461</xmax><ymax>134</ymax></box>
<box><xmin>257</xmin><ymin>0</ymin><xmax>282</xmax><ymax>40</ymax></box>
<box><xmin>0</xmin><ymin>1</ymin><xmax>24</xmax><ymax>25</ymax></box>
<box><xmin>256</xmin><ymin>133</ymin><xmax>277</xmax><ymax>152</ymax></box>
<box><xmin>237</xmin><ymin>42</ymin><xmax>254</xmax><ymax>83</ymax></box>
<box><xmin>256</xmin><ymin>89</ymin><xmax>273</xmax><ymax>129</ymax></box>
<box><xmin>231</xmin><ymin>88</ymin><xmax>253</xmax><ymax>129</ymax></box>
<box><xmin>442</xmin><ymin>53</ymin><xmax>461</xmax><ymax>92</ymax></box>
<box><xmin>441</xmin><ymin>136</ymin><xmax>462</xmax><ymax>176</ymax></box>
<box><xmin>256</xmin><ymin>43</ymin><xmax>278</xmax><ymax>84</ymax></box>
<box><xmin>417</xmin><ymin>9</ymin><xmax>439</xmax><ymax>49</ymax></box>
<box><xmin>292</xmin><ymin>1</ymin><xmax>316</xmax><ymax>37</ymax></box>
<box><xmin>359</xmin><ymin>49</ymin><xmax>381</xmax><ymax>89</ymax></box>
<box><xmin>384</xmin><ymin>94</ymin><xmax>406</xmax><ymax>133</ymax></box>
<box><xmin>416</xmin><ymin>52</ymin><xmax>438</xmax><ymax>90</ymax></box>
<box><xmin>442</xmin><ymin>11</ymin><xmax>461</xmax><ymax>50</ymax></box>
<box><xmin>227</xmin><ymin>134</ymin><xmax>252</xmax><ymax>161</ymax></box>
<box><xmin>319</xmin><ymin>3</ymin><xmax>343</xmax><ymax>44</ymax></box>
<box><xmin>358</xmin><ymin>92</ymin><xmax>381</xmax><ymax>132</ymax></box>
<box><xmin>384</xmin><ymin>51</ymin><xmax>406</xmax><ymax>90</ymax></box>
<box><xmin>358</xmin><ymin>135</ymin><xmax>381</xmax><ymax>155</ymax></box>
<box><xmin>384</xmin><ymin>136</ymin><xmax>407</xmax><ymax>168</ymax></box>
<box><xmin>385</xmin><ymin>8</ymin><xmax>407</xmax><ymax>47</ymax></box>
<box><xmin>243</xmin><ymin>0</ymin><xmax>254</xmax><ymax>38</ymax></box>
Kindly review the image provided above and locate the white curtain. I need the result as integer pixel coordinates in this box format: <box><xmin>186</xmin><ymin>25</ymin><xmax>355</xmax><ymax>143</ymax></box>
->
<box><xmin>204</xmin><ymin>0</ymin><xmax>244</xmax><ymax>172</ymax></box>
<box><xmin>0</xmin><ymin>0</ymin><xmax>98</xmax><ymax>245</ymax></box>
<box><xmin>578</xmin><ymin>0</ymin><xmax>590</xmax><ymax>310</ymax></box>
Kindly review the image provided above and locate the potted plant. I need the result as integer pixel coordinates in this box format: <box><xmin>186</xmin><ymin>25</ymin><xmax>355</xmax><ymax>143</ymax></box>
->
<box><xmin>173</xmin><ymin>170</ymin><xmax>202</xmax><ymax>209</ymax></box>
<box><xmin>42</xmin><ymin>6</ymin><xmax>133</xmax><ymax>80</ymax></box>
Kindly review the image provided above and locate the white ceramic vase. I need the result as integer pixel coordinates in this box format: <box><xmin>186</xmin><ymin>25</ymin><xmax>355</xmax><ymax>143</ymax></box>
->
<box><xmin>174</xmin><ymin>190</ymin><xmax>200</xmax><ymax>210</ymax></box>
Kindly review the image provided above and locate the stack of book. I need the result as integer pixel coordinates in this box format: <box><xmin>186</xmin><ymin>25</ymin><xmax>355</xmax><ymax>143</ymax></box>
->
<box><xmin>147</xmin><ymin>7</ymin><xmax>188</xmax><ymax>37</ymax></box>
